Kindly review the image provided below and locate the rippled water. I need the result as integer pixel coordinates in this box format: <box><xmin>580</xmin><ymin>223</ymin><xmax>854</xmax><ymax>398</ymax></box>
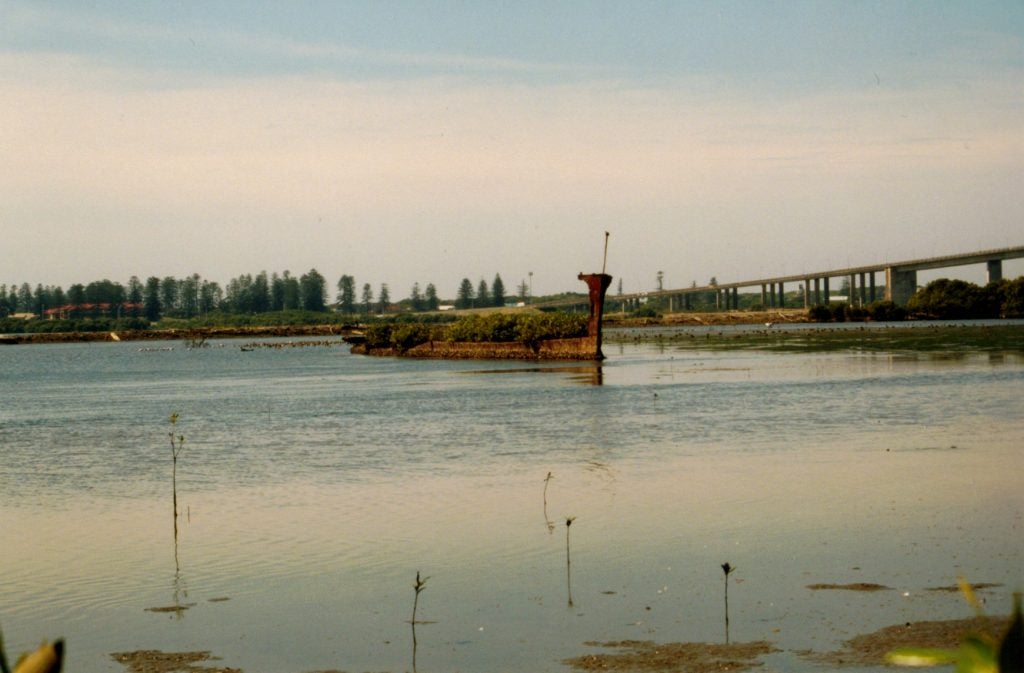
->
<box><xmin>1</xmin><ymin>329</ymin><xmax>1022</xmax><ymax>673</ymax></box>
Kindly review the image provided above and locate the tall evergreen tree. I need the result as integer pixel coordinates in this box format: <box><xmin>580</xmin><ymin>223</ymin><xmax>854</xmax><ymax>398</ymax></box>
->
<box><xmin>282</xmin><ymin>271</ymin><xmax>300</xmax><ymax>310</ymax></box>
<box><xmin>144</xmin><ymin>277</ymin><xmax>161</xmax><ymax>321</ymax></box>
<box><xmin>491</xmin><ymin>274</ymin><xmax>505</xmax><ymax>307</ymax></box>
<box><xmin>160</xmin><ymin>276</ymin><xmax>180</xmax><ymax>316</ymax></box>
<box><xmin>409</xmin><ymin>282</ymin><xmax>423</xmax><ymax>311</ymax></box>
<box><xmin>300</xmin><ymin>268</ymin><xmax>327</xmax><ymax>312</ymax></box>
<box><xmin>377</xmin><ymin>283</ymin><xmax>390</xmax><ymax>314</ymax></box>
<box><xmin>179</xmin><ymin>275</ymin><xmax>199</xmax><ymax>318</ymax></box>
<box><xmin>67</xmin><ymin>283</ymin><xmax>87</xmax><ymax>318</ymax></box>
<box><xmin>33</xmin><ymin>284</ymin><xmax>49</xmax><ymax>316</ymax></box>
<box><xmin>127</xmin><ymin>276</ymin><xmax>144</xmax><ymax>317</ymax></box>
<box><xmin>361</xmin><ymin>283</ymin><xmax>373</xmax><ymax>314</ymax></box>
<box><xmin>456</xmin><ymin>278</ymin><xmax>475</xmax><ymax>309</ymax></box>
<box><xmin>476</xmin><ymin>278</ymin><xmax>490</xmax><ymax>307</ymax></box>
<box><xmin>517</xmin><ymin>279</ymin><xmax>529</xmax><ymax>303</ymax></box>
<box><xmin>51</xmin><ymin>286</ymin><xmax>66</xmax><ymax>309</ymax></box>
<box><xmin>18</xmin><ymin>283</ymin><xmax>33</xmax><ymax>314</ymax></box>
<box><xmin>270</xmin><ymin>272</ymin><xmax>285</xmax><ymax>311</ymax></box>
<box><xmin>336</xmin><ymin>275</ymin><xmax>356</xmax><ymax>313</ymax></box>
<box><xmin>200</xmin><ymin>280</ymin><xmax>221</xmax><ymax>314</ymax></box>
<box><xmin>252</xmin><ymin>271</ymin><xmax>271</xmax><ymax>313</ymax></box>
<box><xmin>425</xmin><ymin>283</ymin><xmax>439</xmax><ymax>311</ymax></box>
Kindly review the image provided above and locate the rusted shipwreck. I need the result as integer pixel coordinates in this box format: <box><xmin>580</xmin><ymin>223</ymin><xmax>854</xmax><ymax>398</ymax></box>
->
<box><xmin>349</xmin><ymin>272</ymin><xmax>613</xmax><ymax>361</ymax></box>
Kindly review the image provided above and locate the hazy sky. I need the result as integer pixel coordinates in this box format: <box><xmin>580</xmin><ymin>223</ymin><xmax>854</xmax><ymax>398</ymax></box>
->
<box><xmin>2</xmin><ymin>1</ymin><xmax>1022</xmax><ymax>298</ymax></box>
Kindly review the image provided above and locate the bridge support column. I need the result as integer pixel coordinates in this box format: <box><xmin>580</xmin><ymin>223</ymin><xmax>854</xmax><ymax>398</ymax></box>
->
<box><xmin>760</xmin><ymin>284</ymin><xmax>767</xmax><ymax>307</ymax></box>
<box><xmin>803</xmin><ymin>279</ymin><xmax>811</xmax><ymax>308</ymax></box>
<box><xmin>885</xmin><ymin>267</ymin><xmax>917</xmax><ymax>305</ymax></box>
<box><xmin>778</xmin><ymin>282</ymin><xmax>785</xmax><ymax>308</ymax></box>
<box><xmin>823</xmin><ymin>277</ymin><xmax>830</xmax><ymax>303</ymax></box>
<box><xmin>987</xmin><ymin>260</ymin><xmax>1003</xmax><ymax>283</ymax></box>
<box><xmin>859</xmin><ymin>273</ymin><xmax>867</xmax><ymax>306</ymax></box>
<box><xmin>869</xmin><ymin>273</ymin><xmax>876</xmax><ymax>302</ymax></box>
<box><xmin>731</xmin><ymin>287</ymin><xmax>738</xmax><ymax>310</ymax></box>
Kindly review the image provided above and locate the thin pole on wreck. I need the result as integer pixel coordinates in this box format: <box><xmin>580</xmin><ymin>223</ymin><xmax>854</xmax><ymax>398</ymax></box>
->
<box><xmin>602</xmin><ymin>231</ymin><xmax>610</xmax><ymax>275</ymax></box>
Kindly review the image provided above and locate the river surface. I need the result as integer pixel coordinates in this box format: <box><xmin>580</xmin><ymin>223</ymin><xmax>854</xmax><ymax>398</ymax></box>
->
<box><xmin>1</xmin><ymin>325</ymin><xmax>1022</xmax><ymax>673</ymax></box>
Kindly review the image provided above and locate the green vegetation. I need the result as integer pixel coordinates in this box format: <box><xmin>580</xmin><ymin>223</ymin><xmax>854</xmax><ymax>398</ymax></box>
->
<box><xmin>908</xmin><ymin>277</ymin><xmax>1024</xmax><ymax>319</ymax></box>
<box><xmin>362</xmin><ymin>312</ymin><xmax>589</xmax><ymax>353</ymax></box>
<box><xmin>887</xmin><ymin>582</ymin><xmax>1022</xmax><ymax>673</ymax></box>
<box><xmin>808</xmin><ymin>276</ymin><xmax>1024</xmax><ymax>323</ymax></box>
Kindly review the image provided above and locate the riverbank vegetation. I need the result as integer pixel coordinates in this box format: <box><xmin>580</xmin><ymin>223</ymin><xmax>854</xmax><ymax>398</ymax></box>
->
<box><xmin>806</xmin><ymin>277</ymin><xmax>1024</xmax><ymax>323</ymax></box>
<box><xmin>361</xmin><ymin>313</ymin><xmax>589</xmax><ymax>353</ymax></box>
<box><xmin>2</xmin><ymin>271</ymin><xmax>1022</xmax><ymax>337</ymax></box>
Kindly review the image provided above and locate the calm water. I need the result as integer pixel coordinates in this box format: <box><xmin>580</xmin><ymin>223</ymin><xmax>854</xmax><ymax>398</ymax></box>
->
<box><xmin>1</xmin><ymin>328</ymin><xmax>1022</xmax><ymax>673</ymax></box>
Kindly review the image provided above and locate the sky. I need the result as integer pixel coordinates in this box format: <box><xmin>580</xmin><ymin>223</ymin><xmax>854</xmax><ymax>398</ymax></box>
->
<box><xmin>2</xmin><ymin>1</ymin><xmax>1022</xmax><ymax>299</ymax></box>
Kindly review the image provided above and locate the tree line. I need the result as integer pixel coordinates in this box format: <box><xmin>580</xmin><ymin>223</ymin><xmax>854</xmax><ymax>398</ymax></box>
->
<box><xmin>0</xmin><ymin>270</ymin><xmax>518</xmax><ymax>321</ymax></box>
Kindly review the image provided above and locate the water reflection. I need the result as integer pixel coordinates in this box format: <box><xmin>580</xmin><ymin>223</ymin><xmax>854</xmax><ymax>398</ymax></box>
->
<box><xmin>3</xmin><ymin>338</ymin><xmax>1023</xmax><ymax>673</ymax></box>
<box><xmin>462</xmin><ymin>365</ymin><xmax>604</xmax><ymax>385</ymax></box>
<box><xmin>542</xmin><ymin>472</ymin><xmax>555</xmax><ymax>534</ymax></box>
<box><xmin>411</xmin><ymin>571</ymin><xmax>428</xmax><ymax>673</ymax></box>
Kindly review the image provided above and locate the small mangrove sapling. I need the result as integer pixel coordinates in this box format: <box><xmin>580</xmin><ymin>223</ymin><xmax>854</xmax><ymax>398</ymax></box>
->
<box><xmin>410</xmin><ymin>571</ymin><xmax>429</xmax><ymax>673</ymax></box>
<box><xmin>168</xmin><ymin>413</ymin><xmax>185</xmax><ymax>541</ymax></box>
<box><xmin>411</xmin><ymin>571</ymin><xmax>429</xmax><ymax>625</ymax></box>
<box><xmin>721</xmin><ymin>562</ymin><xmax>735</xmax><ymax>643</ymax></box>
<box><xmin>566</xmin><ymin>516</ymin><xmax>577</xmax><ymax>607</ymax></box>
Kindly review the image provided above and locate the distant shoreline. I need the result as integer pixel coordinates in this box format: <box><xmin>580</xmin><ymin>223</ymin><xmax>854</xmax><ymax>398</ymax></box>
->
<box><xmin>5</xmin><ymin>309</ymin><xmax>1023</xmax><ymax>345</ymax></box>
<box><xmin>0</xmin><ymin>324</ymin><xmax>351</xmax><ymax>345</ymax></box>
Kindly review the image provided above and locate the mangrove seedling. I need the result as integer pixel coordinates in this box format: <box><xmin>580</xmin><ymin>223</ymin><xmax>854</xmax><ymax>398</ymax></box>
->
<box><xmin>411</xmin><ymin>571</ymin><xmax>429</xmax><ymax>625</ymax></box>
<box><xmin>722</xmin><ymin>562</ymin><xmax>735</xmax><ymax>644</ymax></box>
<box><xmin>566</xmin><ymin>516</ymin><xmax>577</xmax><ymax>607</ymax></box>
<box><xmin>410</xmin><ymin>571</ymin><xmax>430</xmax><ymax>673</ymax></box>
<box><xmin>168</xmin><ymin>413</ymin><xmax>185</xmax><ymax>548</ymax></box>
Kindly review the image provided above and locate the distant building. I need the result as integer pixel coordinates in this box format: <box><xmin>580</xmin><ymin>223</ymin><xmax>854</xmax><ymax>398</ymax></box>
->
<box><xmin>43</xmin><ymin>303</ymin><xmax>144</xmax><ymax>320</ymax></box>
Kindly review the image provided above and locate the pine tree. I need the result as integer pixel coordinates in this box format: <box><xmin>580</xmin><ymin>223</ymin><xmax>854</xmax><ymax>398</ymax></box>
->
<box><xmin>492</xmin><ymin>274</ymin><xmax>506</xmax><ymax>307</ymax></box>
<box><xmin>425</xmin><ymin>283</ymin><xmax>439</xmax><ymax>310</ymax></box>
<box><xmin>456</xmin><ymin>278</ymin><xmax>475</xmax><ymax>309</ymax></box>
<box><xmin>336</xmin><ymin>275</ymin><xmax>356</xmax><ymax>313</ymax></box>
<box><xmin>409</xmin><ymin>282</ymin><xmax>423</xmax><ymax>311</ymax></box>
<box><xmin>361</xmin><ymin>283</ymin><xmax>373</xmax><ymax>314</ymax></box>
<box><xmin>476</xmin><ymin>278</ymin><xmax>490</xmax><ymax>307</ymax></box>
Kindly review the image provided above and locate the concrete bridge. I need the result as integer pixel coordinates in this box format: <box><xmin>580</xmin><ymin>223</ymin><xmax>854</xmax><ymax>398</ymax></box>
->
<box><xmin>540</xmin><ymin>245</ymin><xmax>1024</xmax><ymax>311</ymax></box>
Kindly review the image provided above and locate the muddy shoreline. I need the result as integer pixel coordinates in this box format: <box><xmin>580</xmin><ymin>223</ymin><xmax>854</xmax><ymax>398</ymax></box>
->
<box><xmin>0</xmin><ymin>324</ymin><xmax>353</xmax><ymax>345</ymax></box>
<box><xmin>0</xmin><ymin>310</ymin><xmax>812</xmax><ymax>345</ymax></box>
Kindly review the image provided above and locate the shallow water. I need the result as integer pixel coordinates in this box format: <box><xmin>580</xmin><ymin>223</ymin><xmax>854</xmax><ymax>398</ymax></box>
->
<box><xmin>1</xmin><ymin>331</ymin><xmax>1022</xmax><ymax>672</ymax></box>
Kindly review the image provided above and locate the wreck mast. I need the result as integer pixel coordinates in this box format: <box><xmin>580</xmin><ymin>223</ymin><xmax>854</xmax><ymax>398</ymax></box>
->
<box><xmin>578</xmin><ymin>232</ymin><xmax>613</xmax><ymax>360</ymax></box>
